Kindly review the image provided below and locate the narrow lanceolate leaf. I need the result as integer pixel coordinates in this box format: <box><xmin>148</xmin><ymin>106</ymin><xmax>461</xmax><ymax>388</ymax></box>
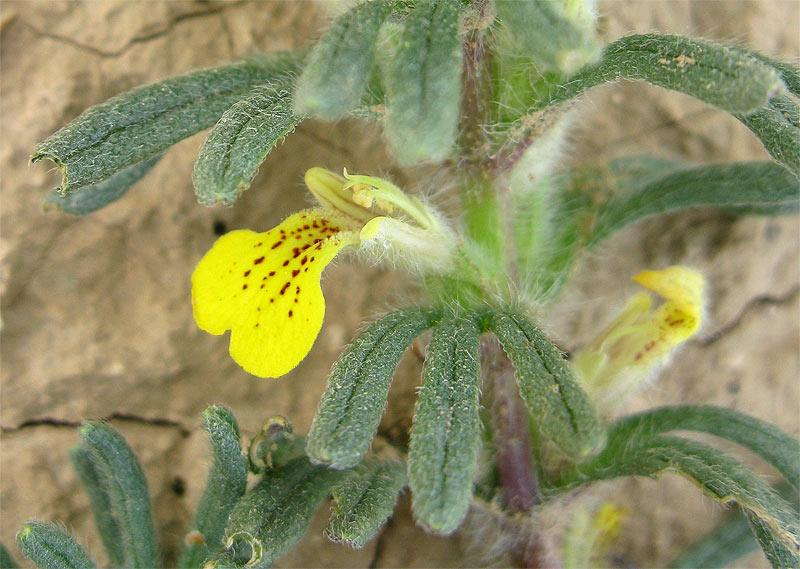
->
<box><xmin>306</xmin><ymin>308</ymin><xmax>441</xmax><ymax>469</ymax></box>
<box><xmin>325</xmin><ymin>459</ymin><xmax>407</xmax><ymax>548</ymax></box>
<box><xmin>33</xmin><ymin>51</ymin><xmax>304</xmax><ymax>193</ymax></box>
<box><xmin>408</xmin><ymin>312</ymin><xmax>482</xmax><ymax>535</ymax></box>
<box><xmin>384</xmin><ymin>0</ymin><xmax>463</xmax><ymax>164</ymax></box>
<box><xmin>745</xmin><ymin>509</ymin><xmax>800</xmax><ymax>569</ymax></box>
<box><xmin>224</xmin><ymin>457</ymin><xmax>345</xmax><ymax>569</ymax></box>
<box><xmin>293</xmin><ymin>1</ymin><xmax>389</xmax><ymax>120</ymax></box>
<box><xmin>560</xmin><ymin>434</ymin><xmax>800</xmax><ymax>561</ymax></box>
<box><xmin>536</xmin><ymin>159</ymin><xmax>800</xmax><ymax>299</ymax></box>
<box><xmin>589</xmin><ymin>161</ymin><xmax>800</xmax><ymax>245</ymax></box>
<box><xmin>667</xmin><ymin>513</ymin><xmax>758</xmax><ymax>569</ymax></box>
<box><xmin>737</xmin><ymin>95</ymin><xmax>800</xmax><ymax>177</ymax></box>
<box><xmin>609</xmin><ymin>405</ymin><xmax>800</xmax><ymax>491</ymax></box>
<box><xmin>16</xmin><ymin>522</ymin><xmax>95</xmax><ymax>569</ymax></box>
<box><xmin>538</xmin><ymin>34</ymin><xmax>784</xmax><ymax>115</ymax></box>
<box><xmin>193</xmin><ymin>86</ymin><xmax>301</xmax><ymax>207</ymax></box>
<box><xmin>43</xmin><ymin>154</ymin><xmax>163</xmax><ymax>215</ymax></box>
<box><xmin>69</xmin><ymin>446</ymin><xmax>125</xmax><ymax>566</ymax></box>
<box><xmin>178</xmin><ymin>406</ymin><xmax>248</xmax><ymax>569</ymax></box>
<box><xmin>79</xmin><ymin>422</ymin><xmax>157</xmax><ymax>568</ymax></box>
<box><xmin>489</xmin><ymin>311</ymin><xmax>605</xmax><ymax>459</ymax></box>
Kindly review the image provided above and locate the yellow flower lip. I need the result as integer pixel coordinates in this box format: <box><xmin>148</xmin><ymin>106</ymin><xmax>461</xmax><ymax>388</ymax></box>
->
<box><xmin>191</xmin><ymin>210</ymin><xmax>358</xmax><ymax>378</ymax></box>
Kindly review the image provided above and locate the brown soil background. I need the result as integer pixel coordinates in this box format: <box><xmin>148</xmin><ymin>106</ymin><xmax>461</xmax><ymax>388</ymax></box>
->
<box><xmin>1</xmin><ymin>1</ymin><xmax>798</xmax><ymax>567</ymax></box>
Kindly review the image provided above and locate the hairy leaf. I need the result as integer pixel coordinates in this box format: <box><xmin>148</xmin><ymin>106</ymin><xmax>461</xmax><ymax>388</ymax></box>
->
<box><xmin>537</xmin><ymin>33</ymin><xmax>784</xmax><ymax>114</ymax></box>
<box><xmin>224</xmin><ymin>457</ymin><xmax>345</xmax><ymax>568</ymax></box>
<box><xmin>408</xmin><ymin>311</ymin><xmax>482</xmax><ymax>535</ymax></box>
<box><xmin>293</xmin><ymin>1</ymin><xmax>389</xmax><ymax>120</ymax></box>
<box><xmin>78</xmin><ymin>423</ymin><xmax>157</xmax><ymax>568</ymax></box>
<box><xmin>533</xmin><ymin>159</ymin><xmax>800</xmax><ymax>299</ymax></box>
<box><xmin>384</xmin><ymin>0</ymin><xmax>463</xmax><ymax>164</ymax></box>
<box><xmin>43</xmin><ymin>154</ymin><xmax>163</xmax><ymax>215</ymax></box>
<box><xmin>745</xmin><ymin>509</ymin><xmax>800</xmax><ymax>569</ymax></box>
<box><xmin>609</xmin><ymin>405</ymin><xmax>800</xmax><ymax>491</ymax></box>
<box><xmin>557</xmin><ymin>434</ymin><xmax>800</xmax><ymax>560</ymax></box>
<box><xmin>193</xmin><ymin>85</ymin><xmax>300</xmax><ymax>206</ymax></box>
<box><xmin>69</xmin><ymin>447</ymin><xmax>125</xmax><ymax>566</ymax></box>
<box><xmin>306</xmin><ymin>308</ymin><xmax>441</xmax><ymax>469</ymax></box>
<box><xmin>16</xmin><ymin>522</ymin><xmax>95</xmax><ymax>569</ymax></box>
<box><xmin>489</xmin><ymin>310</ymin><xmax>604</xmax><ymax>459</ymax></box>
<box><xmin>33</xmin><ymin>51</ymin><xmax>304</xmax><ymax>193</ymax></box>
<box><xmin>325</xmin><ymin>459</ymin><xmax>407</xmax><ymax>548</ymax></box>
<box><xmin>737</xmin><ymin>95</ymin><xmax>800</xmax><ymax>177</ymax></box>
<box><xmin>178</xmin><ymin>406</ymin><xmax>248</xmax><ymax>569</ymax></box>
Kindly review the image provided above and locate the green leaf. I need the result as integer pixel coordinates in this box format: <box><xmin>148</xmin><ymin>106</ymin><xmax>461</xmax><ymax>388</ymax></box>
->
<box><xmin>609</xmin><ymin>405</ymin><xmax>800</xmax><ymax>491</ymax></box>
<box><xmin>533</xmin><ymin>159</ymin><xmax>800</xmax><ymax>299</ymax></box>
<box><xmin>384</xmin><ymin>0</ymin><xmax>463</xmax><ymax>164</ymax></box>
<box><xmin>489</xmin><ymin>310</ymin><xmax>604</xmax><ymax>459</ymax></box>
<box><xmin>325</xmin><ymin>459</ymin><xmax>407</xmax><ymax>548</ymax></box>
<box><xmin>16</xmin><ymin>522</ymin><xmax>95</xmax><ymax>569</ymax></box>
<box><xmin>78</xmin><ymin>422</ymin><xmax>157</xmax><ymax>568</ymax></box>
<box><xmin>224</xmin><ymin>457</ymin><xmax>345</xmax><ymax>569</ymax></box>
<box><xmin>0</xmin><ymin>542</ymin><xmax>19</xmax><ymax>569</ymax></box>
<box><xmin>69</xmin><ymin>447</ymin><xmax>125</xmax><ymax>566</ymax></box>
<box><xmin>538</xmin><ymin>33</ymin><xmax>784</xmax><ymax>115</ymax></box>
<box><xmin>745</xmin><ymin>509</ymin><xmax>800</xmax><ymax>569</ymax></box>
<box><xmin>33</xmin><ymin>51</ymin><xmax>304</xmax><ymax>193</ymax></box>
<box><xmin>493</xmin><ymin>0</ymin><xmax>599</xmax><ymax>75</ymax></box>
<box><xmin>178</xmin><ymin>406</ymin><xmax>248</xmax><ymax>569</ymax></box>
<box><xmin>293</xmin><ymin>1</ymin><xmax>389</xmax><ymax>120</ymax></box>
<box><xmin>306</xmin><ymin>308</ymin><xmax>441</xmax><ymax>469</ymax></box>
<box><xmin>558</xmin><ymin>434</ymin><xmax>800</xmax><ymax>560</ymax></box>
<box><xmin>589</xmin><ymin>160</ymin><xmax>800</xmax><ymax>246</ymax></box>
<box><xmin>193</xmin><ymin>85</ymin><xmax>301</xmax><ymax>207</ymax></box>
<box><xmin>408</xmin><ymin>311</ymin><xmax>482</xmax><ymax>535</ymax></box>
<box><xmin>737</xmin><ymin>95</ymin><xmax>800</xmax><ymax>177</ymax></box>
<box><xmin>43</xmin><ymin>154</ymin><xmax>163</xmax><ymax>215</ymax></box>
<box><xmin>667</xmin><ymin>514</ymin><xmax>758</xmax><ymax>568</ymax></box>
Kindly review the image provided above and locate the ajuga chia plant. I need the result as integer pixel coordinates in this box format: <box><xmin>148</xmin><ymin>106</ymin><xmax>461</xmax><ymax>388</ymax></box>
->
<box><xmin>20</xmin><ymin>0</ymin><xmax>800</xmax><ymax>567</ymax></box>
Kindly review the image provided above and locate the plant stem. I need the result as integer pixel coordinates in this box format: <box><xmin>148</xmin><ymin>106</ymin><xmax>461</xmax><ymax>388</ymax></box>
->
<box><xmin>483</xmin><ymin>337</ymin><xmax>561</xmax><ymax>569</ymax></box>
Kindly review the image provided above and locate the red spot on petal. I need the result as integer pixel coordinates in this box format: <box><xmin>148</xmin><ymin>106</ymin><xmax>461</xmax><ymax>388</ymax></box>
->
<box><xmin>301</xmin><ymin>256</ymin><xmax>308</xmax><ymax>265</ymax></box>
<box><xmin>242</xmin><ymin>284</ymin><xmax>248</xmax><ymax>290</ymax></box>
<box><xmin>634</xmin><ymin>352</ymin><xmax>643</xmax><ymax>361</ymax></box>
<box><xmin>260</xmin><ymin>283</ymin><xmax>265</xmax><ymax>289</ymax></box>
<box><xmin>295</xmin><ymin>286</ymin><xmax>300</xmax><ymax>294</ymax></box>
<box><xmin>256</xmin><ymin>242</ymin><xmax>263</xmax><ymax>247</ymax></box>
<box><xmin>311</xmin><ymin>257</ymin><xmax>316</xmax><ymax>262</ymax></box>
<box><xmin>288</xmin><ymin>310</ymin><xmax>293</xmax><ymax>317</ymax></box>
<box><xmin>280</xmin><ymin>282</ymin><xmax>290</xmax><ymax>295</ymax></box>
<box><xmin>294</xmin><ymin>298</ymin><xmax>298</xmax><ymax>303</ymax></box>
<box><xmin>271</xmin><ymin>241</ymin><xmax>283</xmax><ymax>249</ymax></box>
<box><xmin>269</xmin><ymin>271</ymin><xmax>276</xmax><ymax>276</ymax></box>
<box><xmin>292</xmin><ymin>247</ymin><xmax>301</xmax><ymax>258</ymax></box>
<box><xmin>254</xmin><ymin>256</ymin><xmax>265</xmax><ymax>264</ymax></box>
<box><xmin>244</xmin><ymin>270</ymin><xmax>251</xmax><ymax>277</ymax></box>
<box><xmin>303</xmin><ymin>224</ymin><xmax>310</xmax><ymax>230</ymax></box>
<box><xmin>282</xmin><ymin>260</ymin><xmax>289</xmax><ymax>266</ymax></box>
<box><xmin>302</xmin><ymin>244</ymin><xmax>310</xmax><ymax>251</ymax></box>
<box><xmin>304</xmin><ymin>268</ymin><xmax>308</xmax><ymax>272</ymax></box>
<box><xmin>270</xmin><ymin>298</ymin><xmax>274</xmax><ymax>303</ymax></box>
<box><xmin>312</xmin><ymin>221</ymin><xmax>319</xmax><ymax>228</ymax></box>
<box><xmin>255</xmin><ymin>323</ymin><xmax>259</xmax><ymax>327</ymax></box>
<box><xmin>292</xmin><ymin>269</ymin><xmax>300</xmax><ymax>277</ymax></box>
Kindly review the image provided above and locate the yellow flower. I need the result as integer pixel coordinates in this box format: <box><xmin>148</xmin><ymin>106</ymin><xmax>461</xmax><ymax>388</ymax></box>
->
<box><xmin>573</xmin><ymin>265</ymin><xmax>705</xmax><ymax>412</ymax></box>
<box><xmin>192</xmin><ymin>168</ymin><xmax>453</xmax><ymax>378</ymax></box>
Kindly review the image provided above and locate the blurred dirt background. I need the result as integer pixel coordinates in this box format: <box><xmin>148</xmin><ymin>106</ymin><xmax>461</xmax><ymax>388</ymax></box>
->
<box><xmin>1</xmin><ymin>1</ymin><xmax>798</xmax><ymax>567</ymax></box>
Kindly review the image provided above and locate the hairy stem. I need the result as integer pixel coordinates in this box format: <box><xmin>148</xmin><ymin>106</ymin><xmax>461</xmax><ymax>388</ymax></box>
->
<box><xmin>483</xmin><ymin>337</ymin><xmax>561</xmax><ymax>569</ymax></box>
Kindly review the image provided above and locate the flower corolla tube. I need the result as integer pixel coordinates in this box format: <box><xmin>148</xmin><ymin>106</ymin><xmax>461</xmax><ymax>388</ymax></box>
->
<box><xmin>191</xmin><ymin>168</ymin><xmax>452</xmax><ymax>378</ymax></box>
